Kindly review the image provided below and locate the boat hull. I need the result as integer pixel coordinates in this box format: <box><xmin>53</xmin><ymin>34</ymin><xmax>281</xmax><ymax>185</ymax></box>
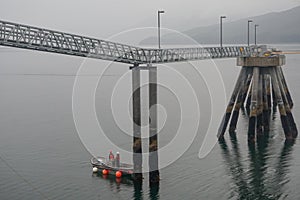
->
<box><xmin>91</xmin><ymin>157</ymin><xmax>134</xmax><ymax>178</ymax></box>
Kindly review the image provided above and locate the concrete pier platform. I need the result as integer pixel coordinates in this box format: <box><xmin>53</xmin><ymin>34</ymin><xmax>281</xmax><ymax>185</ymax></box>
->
<box><xmin>237</xmin><ymin>55</ymin><xmax>286</xmax><ymax>67</ymax></box>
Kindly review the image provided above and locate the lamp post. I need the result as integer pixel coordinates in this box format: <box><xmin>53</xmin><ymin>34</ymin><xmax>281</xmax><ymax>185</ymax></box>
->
<box><xmin>247</xmin><ymin>20</ymin><xmax>253</xmax><ymax>46</ymax></box>
<box><xmin>255</xmin><ymin>24</ymin><xmax>259</xmax><ymax>45</ymax></box>
<box><xmin>220</xmin><ymin>16</ymin><xmax>226</xmax><ymax>48</ymax></box>
<box><xmin>158</xmin><ymin>10</ymin><xmax>165</xmax><ymax>49</ymax></box>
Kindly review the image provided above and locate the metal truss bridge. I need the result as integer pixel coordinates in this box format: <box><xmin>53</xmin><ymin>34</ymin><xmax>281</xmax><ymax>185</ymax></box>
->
<box><xmin>0</xmin><ymin>20</ymin><xmax>253</xmax><ymax>65</ymax></box>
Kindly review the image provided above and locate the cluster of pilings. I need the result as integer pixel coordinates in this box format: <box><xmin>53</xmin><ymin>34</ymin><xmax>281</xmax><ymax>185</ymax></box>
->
<box><xmin>218</xmin><ymin>55</ymin><xmax>298</xmax><ymax>141</ymax></box>
<box><xmin>131</xmin><ymin>64</ymin><xmax>160</xmax><ymax>183</ymax></box>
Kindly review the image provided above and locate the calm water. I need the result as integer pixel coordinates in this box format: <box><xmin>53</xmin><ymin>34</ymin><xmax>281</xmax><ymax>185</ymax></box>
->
<box><xmin>1</xmin><ymin>44</ymin><xmax>300</xmax><ymax>200</ymax></box>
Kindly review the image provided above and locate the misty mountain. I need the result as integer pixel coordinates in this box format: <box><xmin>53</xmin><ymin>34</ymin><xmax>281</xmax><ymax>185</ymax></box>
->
<box><xmin>140</xmin><ymin>5</ymin><xmax>300</xmax><ymax>46</ymax></box>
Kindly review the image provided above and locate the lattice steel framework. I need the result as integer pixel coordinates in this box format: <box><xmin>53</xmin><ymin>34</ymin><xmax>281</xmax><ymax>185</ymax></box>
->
<box><xmin>0</xmin><ymin>20</ymin><xmax>252</xmax><ymax>64</ymax></box>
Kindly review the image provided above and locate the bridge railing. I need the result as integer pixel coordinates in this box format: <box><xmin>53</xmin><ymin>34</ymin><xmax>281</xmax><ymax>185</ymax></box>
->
<box><xmin>0</xmin><ymin>20</ymin><xmax>252</xmax><ymax>65</ymax></box>
<box><xmin>145</xmin><ymin>46</ymin><xmax>251</xmax><ymax>63</ymax></box>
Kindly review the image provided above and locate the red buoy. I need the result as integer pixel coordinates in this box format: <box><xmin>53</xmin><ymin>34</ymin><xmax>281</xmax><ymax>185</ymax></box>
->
<box><xmin>115</xmin><ymin>171</ymin><xmax>122</xmax><ymax>178</ymax></box>
<box><xmin>102</xmin><ymin>169</ymin><xmax>109</xmax><ymax>175</ymax></box>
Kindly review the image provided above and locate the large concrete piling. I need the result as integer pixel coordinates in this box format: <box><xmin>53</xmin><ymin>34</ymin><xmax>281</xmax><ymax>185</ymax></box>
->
<box><xmin>256</xmin><ymin>73</ymin><xmax>264</xmax><ymax>137</ymax></box>
<box><xmin>131</xmin><ymin>65</ymin><xmax>160</xmax><ymax>183</ymax></box>
<box><xmin>218</xmin><ymin>68</ymin><xmax>247</xmax><ymax>138</ymax></box>
<box><xmin>131</xmin><ymin>66</ymin><xmax>143</xmax><ymax>180</ymax></box>
<box><xmin>275</xmin><ymin>67</ymin><xmax>298</xmax><ymax>138</ymax></box>
<box><xmin>149</xmin><ymin>66</ymin><xmax>160</xmax><ymax>183</ymax></box>
<box><xmin>248</xmin><ymin>67</ymin><xmax>259</xmax><ymax>141</ymax></box>
<box><xmin>262</xmin><ymin>73</ymin><xmax>270</xmax><ymax>132</ymax></box>
<box><xmin>271</xmin><ymin>87</ymin><xmax>278</xmax><ymax>112</ymax></box>
<box><xmin>245</xmin><ymin>86</ymin><xmax>252</xmax><ymax>115</ymax></box>
<box><xmin>278</xmin><ymin>67</ymin><xmax>294</xmax><ymax>109</ymax></box>
<box><xmin>270</xmin><ymin>67</ymin><xmax>292</xmax><ymax>139</ymax></box>
<box><xmin>265</xmin><ymin>75</ymin><xmax>272</xmax><ymax>111</ymax></box>
<box><xmin>219</xmin><ymin>55</ymin><xmax>297</xmax><ymax>142</ymax></box>
<box><xmin>229</xmin><ymin>68</ymin><xmax>252</xmax><ymax>133</ymax></box>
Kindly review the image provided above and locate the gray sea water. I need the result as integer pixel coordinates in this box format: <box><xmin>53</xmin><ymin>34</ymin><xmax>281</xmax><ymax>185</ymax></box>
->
<box><xmin>0</xmin><ymin>44</ymin><xmax>300</xmax><ymax>200</ymax></box>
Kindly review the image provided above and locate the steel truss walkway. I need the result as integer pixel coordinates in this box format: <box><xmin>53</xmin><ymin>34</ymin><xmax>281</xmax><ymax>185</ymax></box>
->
<box><xmin>0</xmin><ymin>20</ymin><xmax>252</xmax><ymax>65</ymax></box>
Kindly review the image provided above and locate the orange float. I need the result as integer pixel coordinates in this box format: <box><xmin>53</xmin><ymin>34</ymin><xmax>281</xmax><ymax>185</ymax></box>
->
<box><xmin>102</xmin><ymin>169</ymin><xmax>109</xmax><ymax>175</ymax></box>
<box><xmin>115</xmin><ymin>171</ymin><xmax>122</xmax><ymax>178</ymax></box>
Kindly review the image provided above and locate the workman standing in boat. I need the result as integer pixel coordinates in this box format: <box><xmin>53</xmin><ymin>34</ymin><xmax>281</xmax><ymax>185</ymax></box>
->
<box><xmin>115</xmin><ymin>152</ymin><xmax>120</xmax><ymax>168</ymax></box>
<box><xmin>109</xmin><ymin>150</ymin><xmax>115</xmax><ymax>166</ymax></box>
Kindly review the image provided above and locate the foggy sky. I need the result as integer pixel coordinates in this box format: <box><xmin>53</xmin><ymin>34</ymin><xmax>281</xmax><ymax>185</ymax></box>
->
<box><xmin>1</xmin><ymin>0</ymin><xmax>300</xmax><ymax>40</ymax></box>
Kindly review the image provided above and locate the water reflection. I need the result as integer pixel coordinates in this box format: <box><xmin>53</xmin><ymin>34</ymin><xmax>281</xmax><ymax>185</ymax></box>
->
<box><xmin>219</xmin><ymin>135</ymin><xmax>295</xmax><ymax>200</ymax></box>
<box><xmin>92</xmin><ymin>173</ymin><xmax>160</xmax><ymax>200</ymax></box>
<box><xmin>149</xmin><ymin>182</ymin><xmax>160</xmax><ymax>200</ymax></box>
<box><xmin>92</xmin><ymin>173</ymin><xmax>134</xmax><ymax>187</ymax></box>
<box><xmin>270</xmin><ymin>140</ymin><xmax>295</xmax><ymax>199</ymax></box>
<box><xmin>247</xmin><ymin>136</ymin><xmax>270</xmax><ymax>199</ymax></box>
<box><xmin>133</xmin><ymin>180</ymin><xmax>143</xmax><ymax>200</ymax></box>
<box><xmin>219</xmin><ymin>136</ymin><xmax>250</xmax><ymax>199</ymax></box>
<box><xmin>133</xmin><ymin>180</ymin><xmax>160</xmax><ymax>200</ymax></box>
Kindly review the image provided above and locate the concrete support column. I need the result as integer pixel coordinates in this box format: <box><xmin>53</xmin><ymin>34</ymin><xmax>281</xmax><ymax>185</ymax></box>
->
<box><xmin>218</xmin><ymin>68</ymin><xmax>247</xmax><ymax>139</ymax></box>
<box><xmin>149</xmin><ymin>66</ymin><xmax>160</xmax><ymax>183</ymax></box>
<box><xmin>269</xmin><ymin>67</ymin><xmax>292</xmax><ymax>140</ymax></box>
<box><xmin>275</xmin><ymin>67</ymin><xmax>298</xmax><ymax>138</ymax></box>
<box><xmin>265</xmin><ymin>74</ymin><xmax>272</xmax><ymax>111</ymax></box>
<box><xmin>262</xmin><ymin>72</ymin><xmax>270</xmax><ymax>132</ymax></box>
<box><xmin>229</xmin><ymin>68</ymin><xmax>252</xmax><ymax>133</ymax></box>
<box><xmin>248</xmin><ymin>67</ymin><xmax>259</xmax><ymax>141</ymax></box>
<box><xmin>256</xmin><ymin>73</ymin><xmax>263</xmax><ymax>137</ymax></box>
<box><xmin>278</xmin><ymin>67</ymin><xmax>294</xmax><ymax>108</ymax></box>
<box><xmin>132</xmin><ymin>66</ymin><xmax>143</xmax><ymax>180</ymax></box>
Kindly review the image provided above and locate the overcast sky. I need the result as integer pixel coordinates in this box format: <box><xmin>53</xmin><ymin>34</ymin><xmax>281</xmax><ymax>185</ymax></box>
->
<box><xmin>1</xmin><ymin>0</ymin><xmax>300</xmax><ymax>41</ymax></box>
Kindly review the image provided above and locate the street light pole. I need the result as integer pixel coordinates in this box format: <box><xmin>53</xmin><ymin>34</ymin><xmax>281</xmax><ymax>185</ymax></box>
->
<box><xmin>220</xmin><ymin>16</ymin><xmax>226</xmax><ymax>48</ymax></box>
<box><xmin>255</xmin><ymin>24</ymin><xmax>259</xmax><ymax>45</ymax></box>
<box><xmin>158</xmin><ymin>10</ymin><xmax>165</xmax><ymax>49</ymax></box>
<box><xmin>247</xmin><ymin>20</ymin><xmax>253</xmax><ymax>46</ymax></box>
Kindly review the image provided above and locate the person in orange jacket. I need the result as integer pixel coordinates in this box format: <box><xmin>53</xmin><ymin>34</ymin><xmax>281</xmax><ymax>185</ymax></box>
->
<box><xmin>108</xmin><ymin>150</ymin><xmax>115</xmax><ymax>166</ymax></box>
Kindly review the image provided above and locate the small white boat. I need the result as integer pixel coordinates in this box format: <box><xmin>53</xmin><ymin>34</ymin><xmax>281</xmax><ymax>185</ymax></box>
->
<box><xmin>91</xmin><ymin>156</ymin><xmax>134</xmax><ymax>177</ymax></box>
